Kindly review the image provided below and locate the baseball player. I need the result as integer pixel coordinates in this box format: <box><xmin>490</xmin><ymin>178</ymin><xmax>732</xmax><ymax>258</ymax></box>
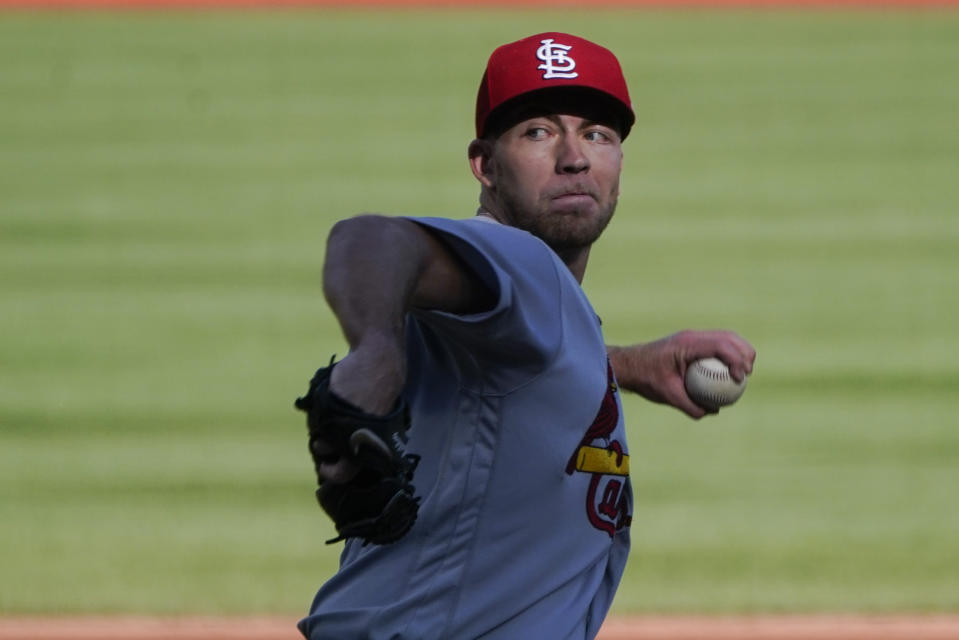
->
<box><xmin>294</xmin><ymin>32</ymin><xmax>756</xmax><ymax>640</ymax></box>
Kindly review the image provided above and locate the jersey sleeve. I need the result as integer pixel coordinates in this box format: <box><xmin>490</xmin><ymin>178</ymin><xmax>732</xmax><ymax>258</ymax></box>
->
<box><xmin>405</xmin><ymin>216</ymin><xmax>568</xmax><ymax>388</ymax></box>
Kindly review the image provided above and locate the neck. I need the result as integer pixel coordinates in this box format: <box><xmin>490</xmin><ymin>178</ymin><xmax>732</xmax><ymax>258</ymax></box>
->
<box><xmin>555</xmin><ymin>246</ymin><xmax>589</xmax><ymax>283</ymax></box>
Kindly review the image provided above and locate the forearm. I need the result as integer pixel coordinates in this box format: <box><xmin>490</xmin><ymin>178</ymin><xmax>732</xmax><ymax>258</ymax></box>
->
<box><xmin>324</xmin><ymin>215</ymin><xmax>490</xmax><ymax>350</ymax></box>
<box><xmin>321</xmin><ymin>216</ymin><xmax>435</xmax><ymax>411</ymax></box>
<box><xmin>321</xmin><ymin>215</ymin><xmax>492</xmax><ymax>413</ymax></box>
<box><xmin>323</xmin><ymin>215</ymin><xmax>429</xmax><ymax>351</ymax></box>
<box><xmin>607</xmin><ymin>342</ymin><xmax>657</xmax><ymax>399</ymax></box>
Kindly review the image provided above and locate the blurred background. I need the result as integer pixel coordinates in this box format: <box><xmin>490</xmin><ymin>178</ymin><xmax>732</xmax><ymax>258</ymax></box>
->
<box><xmin>1</xmin><ymin>4</ymin><xmax>957</xmax><ymax>617</ymax></box>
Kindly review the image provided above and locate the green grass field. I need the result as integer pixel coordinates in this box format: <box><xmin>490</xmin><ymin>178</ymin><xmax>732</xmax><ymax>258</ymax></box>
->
<box><xmin>1</xmin><ymin>8</ymin><xmax>958</xmax><ymax>616</ymax></box>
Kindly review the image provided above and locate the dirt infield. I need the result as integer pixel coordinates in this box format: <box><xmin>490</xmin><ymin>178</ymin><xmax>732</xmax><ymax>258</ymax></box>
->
<box><xmin>3</xmin><ymin>616</ymin><xmax>959</xmax><ymax>639</ymax></box>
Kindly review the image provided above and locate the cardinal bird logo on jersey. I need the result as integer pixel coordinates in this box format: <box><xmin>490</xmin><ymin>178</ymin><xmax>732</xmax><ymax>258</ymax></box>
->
<box><xmin>566</xmin><ymin>361</ymin><xmax>632</xmax><ymax>537</ymax></box>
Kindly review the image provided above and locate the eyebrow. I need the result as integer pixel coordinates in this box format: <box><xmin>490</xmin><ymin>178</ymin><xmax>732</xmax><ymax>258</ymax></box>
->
<box><xmin>524</xmin><ymin>113</ymin><xmax>619</xmax><ymax>135</ymax></box>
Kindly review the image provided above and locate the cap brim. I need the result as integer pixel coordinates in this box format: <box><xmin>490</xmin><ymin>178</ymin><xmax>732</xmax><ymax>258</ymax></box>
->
<box><xmin>480</xmin><ymin>86</ymin><xmax>635</xmax><ymax>140</ymax></box>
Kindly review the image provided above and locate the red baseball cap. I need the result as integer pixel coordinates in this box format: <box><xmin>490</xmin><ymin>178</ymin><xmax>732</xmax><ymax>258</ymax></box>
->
<box><xmin>475</xmin><ymin>32</ymin><xmax>635</xmax><ymax>140</ymax></box>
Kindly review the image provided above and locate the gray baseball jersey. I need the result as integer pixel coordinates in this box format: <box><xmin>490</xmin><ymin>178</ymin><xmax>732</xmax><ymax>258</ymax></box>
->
<box><xmin>298</xmin><ymin>216</ymin><xmax>632</xmax><ymax>640</ymax></box>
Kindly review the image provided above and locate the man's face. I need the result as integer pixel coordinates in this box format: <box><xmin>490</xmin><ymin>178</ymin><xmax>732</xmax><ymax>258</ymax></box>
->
<box><xmin>482</xmin><ymin>113</ymin><xmax>623</xmax><ymax>254</ymax></box>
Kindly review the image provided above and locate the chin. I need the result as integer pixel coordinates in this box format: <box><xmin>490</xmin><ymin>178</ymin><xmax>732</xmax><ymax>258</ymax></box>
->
<box><xmin>538</xmin><ymin>220</ymin><xmax>608</xmax><ymax>252</ymax></box>
<box><xmin>549</xmin><ymin>198</ymin><xmax>599</xmax><ymax>218</ymax></box>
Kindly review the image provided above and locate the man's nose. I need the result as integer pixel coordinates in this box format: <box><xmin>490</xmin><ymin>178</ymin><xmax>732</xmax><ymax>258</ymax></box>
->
<box><xmin>556</xmin><ymin>135</ymin><xmax>589</xmax><ymax>174</ymax></box>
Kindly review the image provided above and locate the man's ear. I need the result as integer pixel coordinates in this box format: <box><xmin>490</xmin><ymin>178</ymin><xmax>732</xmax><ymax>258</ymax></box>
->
<box><xmin>468</xmin><ymin>139</ymin><xmax>495</xmax><ymax>188</ymax></box>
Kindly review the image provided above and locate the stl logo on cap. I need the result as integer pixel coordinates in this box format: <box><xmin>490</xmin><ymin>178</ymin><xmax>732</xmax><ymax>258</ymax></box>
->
<box><xmin>536</xmin><ymin>38</ymin><xmax>579</xmax><ymax>80</ymax></box>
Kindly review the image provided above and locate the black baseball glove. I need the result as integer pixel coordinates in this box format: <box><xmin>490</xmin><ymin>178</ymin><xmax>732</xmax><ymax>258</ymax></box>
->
<box><xmin>294</xmin><ymin>358</ymin><xmax>420</xmax><ymax>545</ymax></box>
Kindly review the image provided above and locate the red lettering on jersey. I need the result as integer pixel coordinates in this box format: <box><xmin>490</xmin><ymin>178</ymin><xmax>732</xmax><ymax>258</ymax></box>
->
<box><xmin>599</xmin><ymin>479</ymin><xmax>623</xmax><ymax>518</ymax></box>
<box><xmin>567</xmin><ymin>360</ymin><xmax>633</xmax><ymax>537</ymax></box>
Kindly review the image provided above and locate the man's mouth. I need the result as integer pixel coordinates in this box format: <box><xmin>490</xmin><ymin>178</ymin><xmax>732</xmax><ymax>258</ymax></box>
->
<box><xmin>551</xmin><ymin>191</ymin><xmax>596</xmax><ymax>208</ymax></box>
<box><xmin>550</xmin><ymin>185</ymin><xmax>596</xmax><ymax>201</ymax></box>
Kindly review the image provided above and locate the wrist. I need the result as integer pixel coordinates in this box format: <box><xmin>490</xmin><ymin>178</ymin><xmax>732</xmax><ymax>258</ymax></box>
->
<box><xmin>608</xmin><ymin>341</ymin><xmax>668</xmax><ymax>402</ymax></box>
<box><xmin>608</xmin><ymin>343</ymin><xmax>644</xmax><ymax>392</ymax></box>
<box><xmin>331</xmin><ymin>334</ymin><xmax>407</xmax><ymax>415</ymax></box>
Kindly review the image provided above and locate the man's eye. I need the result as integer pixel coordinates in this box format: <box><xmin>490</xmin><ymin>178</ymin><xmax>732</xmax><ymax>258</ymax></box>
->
<box><xmin>526</xmin><ymin>127</ymin><xmax>549</xmax><ymax>140</ymax></box>
<box><xmin>585</xmin><ymin>130</ymin><xmax>611</xmax><ymax>143</ymax></box>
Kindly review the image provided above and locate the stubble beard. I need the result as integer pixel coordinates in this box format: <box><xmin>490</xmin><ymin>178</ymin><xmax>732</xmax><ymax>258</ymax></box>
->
<box><xmin>501</xmin><ymin>190</ymin><xmax>619</xmax><ymax>256</ymax></box>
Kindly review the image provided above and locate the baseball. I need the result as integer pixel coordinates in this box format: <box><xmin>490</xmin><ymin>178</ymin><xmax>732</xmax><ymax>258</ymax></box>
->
<box><xmin>684</xmin><ymin>357</ymin><xmax>748</xmax><ymax>411</ymax></box>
